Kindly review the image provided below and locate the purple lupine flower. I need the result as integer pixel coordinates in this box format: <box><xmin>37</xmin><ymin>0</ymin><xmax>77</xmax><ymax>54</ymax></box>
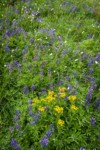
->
<box><xmin>94</xmin><ymin>99</ymin><xmax>100</xmax><ymax>109</ymax></box>
<box><xmin>70</xmin><ymin>5</ymin><xmax>76</xmax><ymax>12</ymax></box>
<box><xmin>89</xmin><ymin>68</ymin><xmax>93</xmax><ymax>74</ymax></box>
<box><xmin>28</xmin><ymin>99</ymin><xmax>32</xmax><ymax>104</ymax></box>
<box><xmin>62</xmin><ymin>50</ymin><xmax>67</xmax><ymax>55</ymax></box>
<box><xmin>31</xmin><ymin>84</ymin><xmax>35</xmax><ymax>91</ymax></box>
<box><xmin>16</xmin><ymin>110</ymin><xmax>20</xmax><ymax>114</ymax></box>
<box><xmin>14</xmin><ymin>9</ymin><xmax>19</xmax><ymax>14</ymax></box>
<box><xmin>67</xmin><ymin>84</ymin><xmax>72</xmax><ymax>90</ymax></box>
<box><xmin>48</xmin><ymin>29</ymin><xmax>55</xmax><ymax>37</ymax></box>
<box><xmin>45</xmin><ymin>130</ymin><xmax>53</xmax><ymax>137</ymax></box>
<box><xmin>95</xmin><ymin>53</ymin><xmax>100</xmax><ymax>61</ymax></box>
<box><xmin>15</xmin><ymin>123</ymin><xmax>20</xmax><ymax>130</ymax></box>
<box><xmin>50</xmin><ymin>124</ymin><xmax>54</xmax><ymax>131</ymax></box>
<box><xmin>28</xmin><ymin>106</ymin><xmax>32</xmax><ymax>111</ymax></box>
<box><xmin>7</xmin><ymin>63</ymin><xmax>13</xmax><ymax>71</ymax></box>
<box><xmin>5</xmin><ymin>45</ymin><xmax>10</xmax><ymax>52</ymax></box>
<box><xmin>10</xmin><ymin>139</ymin><xmax>20</xmax><ymax>150</ymax></box>
<box><xmin>40</xmin><ymin>137</ymin><xmax>49</xmax><ymax>148</ymax></box>
<box><xmin>80</xmin><ymin>147</ymin><xmax>87</xmax><ymax>150</ymax></box>
<box><xmin>14</xmin><ymin>115</ymin><xmax>20</xmax><ymax>122</ymax></box>
<box><xmin>36</xmin><ymin>17</ymin><xmax>42</xmax><ymax>22</ymax></box>
<box><xmin>62</xmin><ymin>2</ymin><xmax>70</xmax><ymax>7</ymax></box>
<box><xmin>88</xmin><ymin>59</ymin><xmax>94</xmax><ymax>67</ymax></box>
<box><xmin>65</xmin><ymin>96</ymin><xmax>68</xmax><ymax>101</ymax></box>
<box><xmin>23</xmin><ymin>86</ymin><xmax>29</xmax><ymax>94</ymax></box>
<box><xmin>6</xmin><ymin>30</ymin><xmax>10</xmax><ymax>37</ymax></box>
<box><xmin>29</xmin><ymin>111</ymin><xmax>34</xmax><ymax>117</ymax></box>
<box><xmin>22</xmin><ymin>49</ymin><xmax>28</xmax><ymax>55</ymax></box>
<box><xmin>32</xmin><ymin>11</ymin><xmax>36</xmax><ymax>16</ymax></box>
<box><xmin>90</xmin><ymin>77</ymin><xmax>95</xmax><ymax>83</ymax></box>
<box><xmin>87</xmin><ymin>34</ymin><xmax>93</xmax><ymax>39</ymax></box>
<box><xmin>29</xmin><ymin>121</ymin><xmax>35</xmax><ymax>125</ymax></box>
<box><xmin>14</xmin><ymin>60</ymin><xmax>19</xmax><ymax>66</ymax></box>
<box><xmin>90</xmin><ymin>117</ymin><xmax>96</xmax><ymax>126</ymax></box>
<box><xmin>30</xmin><ymin>37</ymin><xmax>34</xmax><ymax>43</ymax></box>
<box><xmin>34</xmin><ymin>112</ymin><xmax>40</xmax><ymax>123</ymax></box>
<box><xmin>9</xmin><ymin>127</ymin><xmax>14</xmax><ymax>133</ymax></box>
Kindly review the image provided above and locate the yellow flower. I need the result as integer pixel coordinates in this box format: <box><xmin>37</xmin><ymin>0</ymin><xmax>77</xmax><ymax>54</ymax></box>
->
<box><xmin>70</xmin><ymin>105</ymin><xmax>78</xmax><ymax>111</ymax></box>
<box><xmin>68</xmin><ymin>95</ymin><xmax>77</xmax><ymax>101</ymax></box>
<box><xmin>32</xmin><ymin>98</ymin><xmax>39</xmax><ymax>106</ymax></box>
<box><xmin>54</xmin><ymin>106</ymin><xmax>63</xmax><ymax>113</ymax></box>
<box><xmin>59</xmin><ymin>92</ymin><xmax>66</xmax><ymax>98</ymax></box>
<box><xmin>57</xmin><ymin>119</ymin><xmax>64</xmax><ymax>126</ymax></box>
<box><xmin>46</xmin><ymin>95</ymin><xmax>56</xmax><ymax>102</ymax></box>
<box><xmin>38</xmin><ymin>106</ymin><xmax>45</xmax><ymax>112</ymax></box>
<box><xmin>58</xmin><ymin>87</ymin><xmax>66</xmax><ymax>92</ymax></box>
<box><xmin>41</xmin><ymin>98</ymin><xmax>46</xmax><ymax>102</ymax></box>
<box><xmin>48</xmin><ymin>90</ymin><xmax>55</xmax><ymax>96</ymax></box>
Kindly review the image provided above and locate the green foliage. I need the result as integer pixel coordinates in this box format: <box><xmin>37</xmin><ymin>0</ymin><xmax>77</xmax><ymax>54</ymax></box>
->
<box><xmin>0</xmin><ymin>0</ymin><xmax>100</xmax><ymax>149</ymax></box>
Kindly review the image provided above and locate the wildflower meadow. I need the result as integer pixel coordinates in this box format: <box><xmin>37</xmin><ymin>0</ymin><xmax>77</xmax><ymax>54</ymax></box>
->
<box><xmin>0</xmin><ymin>0</ymin><xmax>100</xmax><ymax>150</ymax></box>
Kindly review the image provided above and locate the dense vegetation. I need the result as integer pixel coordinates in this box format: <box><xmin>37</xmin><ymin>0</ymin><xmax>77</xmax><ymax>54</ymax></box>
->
<box><xmin>0</xmin><ymin>0</ymin><xmax>100</xmax><ymax>149</ymax></box>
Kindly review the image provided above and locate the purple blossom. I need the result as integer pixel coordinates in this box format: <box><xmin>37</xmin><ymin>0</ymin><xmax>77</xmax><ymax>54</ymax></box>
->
<box><xmin>23</xmin><ymin>86</ymin><xmax>29</xmax><ymax>94</ymax></box>
<box><xmin>28</xmin><ymin>99</ymin><xmax>32</xmax><ymax>104</ymax></box>
<box><xmin>87</xmin><ymin>34</ymin><xmax>93</xmax><ymax>39</ymax></box>
<box><xmin>30</xmin><ymin>37</ymin><xmax>34</xmax><ymax>43</ymax></box>
<box><xmin>7</xmin><ymin>63</ymin><xmax>13</xmax><ymax>71</ymax></box>
<box><xmin>30</xmin><ymin>121</ymin><xmax>35</xmax><ymax>125</ymax></box>
<box><xmin>10</xmin><ymin>139</ymin><xmax>20</xmax><ymax>150</ymax></box>
<box><xmin>62</xmin><ymin>2</ymin><xmax>70</xmax><ymax>7</ymax></box>
<box><xmin>40</xmin><ymin>137</ymin><xmax>49</xmax><ymax>148</ymax></box>
<box><xmin>36</xmin><ymin>17</ymin><xmax>42</xmax><ymax>22</ymax></box>
<box><xmin>88</xmin><ymin>59</ymin><xmax>94</xmax><ymax>67</ymax></box>
<box><xmin>95</xmin><ymin>53</ymin><xmax>100</xmax><ymax>61</ymax></box>
<box><xmin>29</xmin><ymin>111</ymin><xmax>34</xmax><ymax>117</ymax></box>
<box><xmin>89</xmin><ymin>68</ymin><xmax>93</xmax><ymax>74</ymax></box>
<box><xmin>45</xmin><ymin>130</ymin><xmax>53</xmax><ymax>137</ymax></box>
<box><xmin>31</xmin><ymin>84</ymin><xmax>35</xmax><ymax>91</ymax></box>
<box><xmin>80</xmin><ymin>147</ymin><xmax>87</xmax><ymax>150</ymax></box>
<box><xmin>94</xmin><ymin>99</ymin><xmax>100</xmax><ymax>109</ymax></box>
<box><xmin>14</xmin><ymin>9</ymin><xmax>19</xmax><ymax>14</ymax></box>
<box><xmin>90</xmin><ymin>117</ymin><xmax>96</xmax><ymax>126</ymax></box>
<box><xmin>65</xmin><ymin>96</ymin><xmax>68</xmax><ymax>101</ymax></box>
<box><xmin>6</xmin><ymin>30</ymin><xmax>10</xmax><ymax>37</ymax></box>
<box><xmin>70</xmin><ymin>5</ymin><xmax>76</xmax><ymax>12</ymax></box>
<box><xmin>14</xmin><ymin>60</ymin><xmax>19</xmax><ymax>66</ymax></box>
<box><xmin>32</xmin><ymin>11</ymin><xmax>36</xmax><ymax>16</ymax></box>
<box><xmin>5</xmin><ymin>45</ymin><xmax>10</xmax><ymax>52</ymax></box>
<box><xmin>15</xmin><ymin>123</ymin><xmax>20</xmax><ymax>130</ymax></box>
<box><xmin>48</xmin><ymin>29</ymin><xmax>55</xmax><ymax>37</ymax></box>
<box><xmin>28</xmin><ymin>106</ymin><xmax>32</xmax><ymax>111</ymax></box>
<box><xmin>14</xmin><ymin>113</ymin><xmax>20</xmax><ymax>122</ymax></box>
<box><xmin>34</xmin><ymin>112</ymin><xmax>40</xmax><ymax>123</ymax></box>
<box><xmin>50</xmin><ymin>124</ymin><xmax>54</xmax><ymax>131</ymax></box>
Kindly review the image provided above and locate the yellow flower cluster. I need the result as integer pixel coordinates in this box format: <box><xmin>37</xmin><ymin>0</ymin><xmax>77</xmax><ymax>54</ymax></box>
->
<box><xmin>58</xmin><ymin>87</ymin><xmax>66</xmax><ymax>98</ymax></box>
<box><xmin>32</xmin><ymin>98</ymin><xmax>39</xmax><ymax>106</ymax></box>
<box><xmin>70</xmin><ymin>105</ymin><xmax>78</xmax><ymax>111</ymax></box>
<box><xmin>46</xmin><ymin>90</ymin><xmax>56</xmax><ymax>102</ymax></box>
<box><xmin>68</xmin><ymin>95</ymin><xmax>77</xmax><ymax>101</ymax></box>
<box><xmin>54</xmin><ymin>106</ymin><xmax>63</xmax><ymax>114</ymax></box>
<box><xmin>38</xmin><ymin>106</ymin><xmax>46</xmax><ymax>112</ymax></box>
<box><xmin>57</xmin><ymin>119</ymin><xmax>64</xmax><ymax>126</ymax></box>
<box><xmin>58</xmin><ymin>87</ymin><xmax>66</xmax><ymax>92</ymax></box>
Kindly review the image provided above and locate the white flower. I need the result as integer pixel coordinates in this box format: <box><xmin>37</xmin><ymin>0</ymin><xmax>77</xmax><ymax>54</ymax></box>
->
<box><xmin>95</xmin><ymin>61</ymin><xmax>98</xmax><ymax>64</ymax></box>
<box><xmin>75</xmin><ymin>59</ymin><xmax>78</xmax><ymax>62</ymax></box>
<box><xmin>50</xmin><ymin>53</ymin><xmax>53</xmax><ymax>56</ymax></box>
